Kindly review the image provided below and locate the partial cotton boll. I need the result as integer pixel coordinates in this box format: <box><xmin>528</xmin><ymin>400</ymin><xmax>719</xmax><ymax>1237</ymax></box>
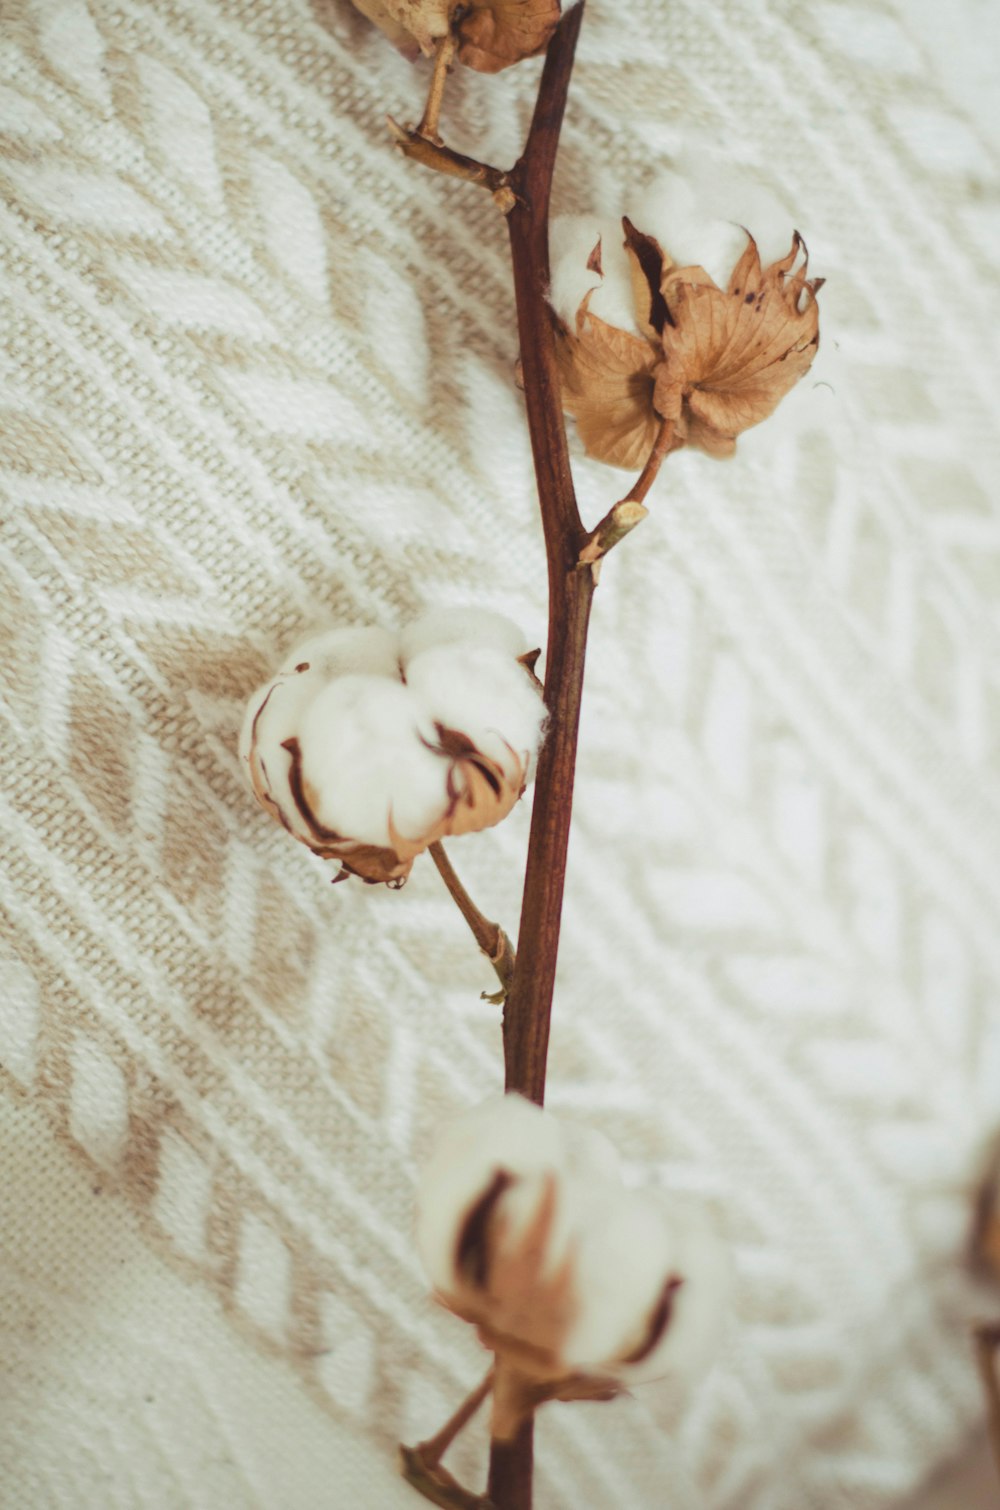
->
<box><xmin>297</xmin><ymin>676</ymin><xmax>448</xmax><ymax>846</ymax></box>
<box><xmin>278</xmin><ymin>624</ymin><xmax>401</xmax><ymax>682</ymax></box>
<box><xmin>660</xmin><ymin>146</ymin><xmax>800</xmax><ymax>270</ymax></box>
<box><xmin>416</xmin><ymin>1095</ymin><xmax>566</xmax><ymax>1294</ymax></box>
<box><xmin>562</xmin><ymin>1185</ymin><xmax>677</xmax><ymax>1369</ymax></box>
<box><xmin>406</xmin><ymin>643</ymin><xmax>547</xmax><ymax>784</ymax></box>
<box><xmin>399</xmin><ymin>607</ymin><xmax>529</xmax><ymax>667</ymax></box>
<box><xmin>415</xmin><ymin>1093</ymin><xmax>731</xmax><ymax>1440</ymax></box>
<box><xmin>633</xmin><ymin>172</ymin><xmax>749</xmax><ymax>289</ymax></box>
<box><xmin>549</xmin><ymin>214</ymin><xmax>638</xmax><ymax>334</ymax></box>
<box><xmin>634</xmin><ymin>1206</ymin><xmax>732</xmax><ymax>1386</ymax></box>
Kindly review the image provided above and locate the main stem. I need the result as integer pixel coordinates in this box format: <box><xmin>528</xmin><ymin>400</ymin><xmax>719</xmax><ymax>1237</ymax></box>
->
<box><xmin>489</xmin><ymin>8</ymin><xmax>591</xmax><ymax>1506</ymax></box>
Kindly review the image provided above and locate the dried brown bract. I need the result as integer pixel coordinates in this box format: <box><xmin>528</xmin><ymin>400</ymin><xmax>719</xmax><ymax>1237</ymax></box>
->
<box><xmin>349</xmin><ymin>0</ymin><xmax>560</xmax><ymax>71</ymax></box>
<box><xmin>556</xmin><ymin>217</ymin><xmax>823</xmax><ymax>468</ymax></box>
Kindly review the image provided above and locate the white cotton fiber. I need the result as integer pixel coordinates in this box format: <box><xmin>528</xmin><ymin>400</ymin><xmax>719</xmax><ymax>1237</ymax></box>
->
<box><xmin>398</xmin><ymin>607</ymin><xmax>529</xmax><ymax>667</ymax></box>
<box><xmin>297</xmin><ymin>675</ymin><xmax>448</xmax><ymax>846</ymax></box>
<box><xmin>633</xmin><ymin>172</ymin><xmax>750</xmax><ymax>289</ymax></box>
<box><xmin>549</xmin><ymin>213</ymin><xmax>639</xmax><ymax>333</ymax></box>
<box><xmin>562</xmin><ymin>1185</ymin><xmax>676</xmax><ymax>1368</ymax></box>
<box><xmin>278</xmin><ymin>624</ymin><xmax>401</xmax><ymax>681</ymax></box>
<box><xmin>633</xmin><ymin>1204</ymin><xmax>731</xmax><ymax>1385</ymax></box>
<box><xmin>415</xmin><ymin>1095</ymin><xmax>566</xmax><ymax>1293</ymax></box>
<box><xmin>239</xmin><ymin>665</ymin><xmax>324</xmax><ymax>774</ymax></box>
<box><xmin>405</xmin><ymin>643</ymin><xmax>546</xmax><ymax>783</ymax></box>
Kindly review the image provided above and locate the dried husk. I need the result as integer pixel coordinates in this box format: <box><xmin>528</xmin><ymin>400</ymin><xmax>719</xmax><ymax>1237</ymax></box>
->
<box><xmin>555</xmin><ymin>293</ymin><xmax>662</xmax><ymax>471</ymax></box>
<box><xmin>556</xmin><ymin>221</ymin><xmax>823</xmax><ymax>468</ymax></box>
<box><xmin>349</xmin><ymin>0</ymin><xmax>451</xmax><ymax>59</ymax></box>
<box><xmin>438</xmin><ymin>1170</ymin><xmax>681</xmax><ymax>1440</ymax></box>
<box><xmin>349</xmin><ymin>0</ymin><xmax>559</xmax><ymax>70</ymax></box>
<box><xmin>456</xmin><ymin>0</ymin><xmax>561</xmax><ymax>73</ymax></box>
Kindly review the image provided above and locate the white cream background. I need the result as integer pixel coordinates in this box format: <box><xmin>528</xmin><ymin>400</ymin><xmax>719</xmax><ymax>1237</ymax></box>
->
<box><xmin>2</xmin><ymin>0</ymin><xmax>1000</xmax><ymax>1505</ymax></box>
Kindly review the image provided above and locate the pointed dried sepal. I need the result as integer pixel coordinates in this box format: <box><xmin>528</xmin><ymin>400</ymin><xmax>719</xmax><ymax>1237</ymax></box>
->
<box><xmin>654</xmin><ymin>233</ymin><xmax>822</xmax><ymax>455</ymax></box>
<box><xmin>555</xmin><ymin>295</ymin><xmax>662</xmax><ymax>470</ymax></box>
<box><xmin>456</xmin><ymin>0</ymin><xmax>562</xmax><ymax>74</ymax></box>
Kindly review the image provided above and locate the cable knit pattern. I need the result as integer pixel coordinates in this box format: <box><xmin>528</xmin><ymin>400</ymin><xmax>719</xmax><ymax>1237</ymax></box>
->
<box><xmin>1</xmin><ymin>0</ymin><xmax>999</xmax><ymax>1505</ymax></box>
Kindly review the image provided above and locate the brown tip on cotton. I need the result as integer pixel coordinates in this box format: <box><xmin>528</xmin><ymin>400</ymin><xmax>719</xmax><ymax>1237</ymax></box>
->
<box><xmin>621</xmin><ymin>1275</ymin><xmax>684</xmax><ymax>1365</ymax></box>
<box><xmin>456</xmin><ymin>1169</ymin><xmax>513</xmax><ymax>1289</ymax></box>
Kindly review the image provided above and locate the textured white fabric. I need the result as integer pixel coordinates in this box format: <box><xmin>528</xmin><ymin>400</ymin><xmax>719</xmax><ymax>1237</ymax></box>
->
<box><xmin>2</xmin><ymin>0</ymin><xmax>1000</xmax><ymax>1506</ymax></box>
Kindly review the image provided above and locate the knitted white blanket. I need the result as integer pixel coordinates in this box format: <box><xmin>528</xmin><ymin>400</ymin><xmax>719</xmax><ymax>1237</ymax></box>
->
<box><xmin>2</xmin><ymin>0</ymin><xmax>999</xmax><ymax>1505</ymax></box>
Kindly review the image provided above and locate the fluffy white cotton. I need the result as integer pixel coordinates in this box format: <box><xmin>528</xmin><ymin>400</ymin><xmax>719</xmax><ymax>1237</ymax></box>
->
<box><xmin>549</xmin><ymin>213</ymin><xmax>638</xmax><ymax>333</ymax></box>
<box><xmin>562</xmin><ymin>1184</ymin><xmax>677</xmax><ymax>1368</ymax></box>
<box><xmin>415</xmin><ymin>1095</ymin><xmax>566</xmax><ymax>1294</ymax></box>
<box><xmin>297</xmin><ymin>676</ymin><xmax>448</xmax><ymax>846</ymax></box>
<box><xmin>632</xmin><ymin>171</ymin><xmax>750</xmax><ymax>289</ymax></box>
<box><xmin>240</xmin><ymin>626</ymin><xmax>401</xmax><ymax>774</ymax></box>
<box><xmin>405</xmin><ymin>643</ymin><xmax>546</xmax><ymax>784</ymax></box>
<box><xmin>398</xmin><ymin>607</ymin><xmax>529</xmax><ymax>667</ymax></box>
<box><xmin>278</xmin><ymin>624</ymin><xmax>401</xmax><ymax>681</ymax></box>
<box><xmin>638</xmin><ymin>1206</ymin><xmax>732</xmax><ymax>1385</ymax></box>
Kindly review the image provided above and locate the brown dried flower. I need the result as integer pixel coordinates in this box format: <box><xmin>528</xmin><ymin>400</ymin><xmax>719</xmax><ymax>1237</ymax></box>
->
<box><xmin>350</xmin><ymin>0</ymin><xmax>560</xmax><ymax>72</ymax></box>
<box><xmin>556</xmin><ymin>217</ymin><xmax>823</xmax><ymax>469</ymax></box>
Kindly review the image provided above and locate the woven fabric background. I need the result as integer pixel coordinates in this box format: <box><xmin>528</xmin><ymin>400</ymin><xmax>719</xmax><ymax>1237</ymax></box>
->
<box><xmin>2</xmin><ymin>0</ymin><xmax>1000</xmax><ymax>1505</ymax></box>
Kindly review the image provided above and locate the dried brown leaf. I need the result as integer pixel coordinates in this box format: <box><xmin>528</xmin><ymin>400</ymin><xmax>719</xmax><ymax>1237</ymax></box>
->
<box><xmin>555</xmin><ymin>303</ymin><xmax>661</xmax><ymax>470</ymax></box>
<box><xmin>457</xmin><ymin>0</ymin><xmax>561</xmax><ymax>73</ymax></box>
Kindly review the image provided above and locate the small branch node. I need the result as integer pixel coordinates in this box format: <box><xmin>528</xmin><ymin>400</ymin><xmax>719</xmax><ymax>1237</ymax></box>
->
<box><xmin>578</xmin><ymin>499</ymin><xmax>649</xmax><ymax>566</ymax></box>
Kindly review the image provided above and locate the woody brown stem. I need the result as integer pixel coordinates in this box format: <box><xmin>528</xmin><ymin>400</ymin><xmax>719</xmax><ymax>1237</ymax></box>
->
<box><xmin>975</xmin><ymin>1324</ymin><xmax>1000</xmax><ymax>1485</ymax></box>
<box><xmin>488</xmin><ymin>8</ymin><xmax>588</xmax><ymax>1505</ymax></box>
<box><xmin>417</xmin><ymin>32</ymin><xmax>457</xmax><ymax>142</ymax></box>
<box><xmin>400</xmin><ymin>7</ymin><xmax>588</xmax><ymax>1508</ymax></box>
<box><xmin>429</xmin><ymin>842</ymin><xmax>516</xmax><ymax>999</ymax></box>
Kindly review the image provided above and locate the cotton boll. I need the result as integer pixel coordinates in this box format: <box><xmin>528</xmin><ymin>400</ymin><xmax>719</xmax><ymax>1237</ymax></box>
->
<box><xmin>277</xmin><ymin>624</ymin><xmax>401</xmax><ymax>681</ymax></box>
<box><xmin>416</xmin><ymin>1095</ymin><xmax>566</xmax><ymax>1294</ymax></box>
<box><xmin>297</xmin><ymin>676</ymin><xmax>448</xmax><ymax>847</ymax></box>
<box><xmin>634</xmin><ymin>172</ymin><xmax>749</xmax><ymax>289</ymax></box>
<box><xmin>549</xmin><ymin>214</ymin><xmax>637</xmax><ymax>333</ymax></box>
<box><xmin>406</xmin><ymin>643</ymin><xmax>546</xmax><ymax>784</ymax></box>
<box><xmin>399</xmin><ymin>607</ymin><xmax>530</xmax><ymax>667</ymax></box>
<box><xmin>239</xmin><ymin>663</ymin><xmax>328</xmax><ymax>780</ymax></box>
<box><xmin>562</xmin><ymin>1185</ymin><xmax>678</xmax><ymax>1369</ymax></box>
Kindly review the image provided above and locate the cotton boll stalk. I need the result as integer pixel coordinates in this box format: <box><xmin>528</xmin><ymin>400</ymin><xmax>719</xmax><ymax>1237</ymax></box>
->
<box><xmin>398</xmin><ymin>607</ymin><xmax>530</xmax><ymax>667</ymax></box>
<box><xmin>297</xmin><ymin>675</ymin><xmax>448</xmax><ymax>847</ymax></box>
<box><xmin>405</xmin><ymin>642</ymin><xmax>547</xmax><ymax>786</ymax></box>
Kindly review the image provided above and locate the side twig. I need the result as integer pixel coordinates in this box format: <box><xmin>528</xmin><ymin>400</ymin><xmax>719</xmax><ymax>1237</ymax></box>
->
<box><xmin>429</xmin><ymin>841</ymin><xmax>516</xmax><ymax>999</ymax></box>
